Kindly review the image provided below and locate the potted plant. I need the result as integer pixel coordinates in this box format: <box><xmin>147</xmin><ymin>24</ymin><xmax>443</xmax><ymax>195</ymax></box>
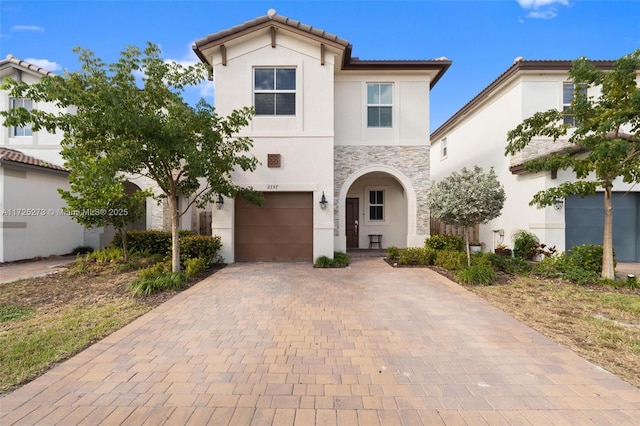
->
<box><xmin>469</xmin><ymin>241</ymin><xmax>483</xmax><ymax>253</ymax></box>
<box><xmin>494</xmin><ymin>243</ymin><xmax>511</xmax><ymax>257</ymax></box>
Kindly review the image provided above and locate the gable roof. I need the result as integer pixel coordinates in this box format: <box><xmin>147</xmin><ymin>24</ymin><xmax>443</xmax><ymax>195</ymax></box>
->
<box><xmin>0</xmin><ymin>54</ymin><xmax>56</xmax><ymax>80</ymax></box>
<box><xmin>0</xmin><ymin>148</ymin><xmax>67</xmax><ymax>174</ymax></box>
<box><xmin>430</xmin><ymin>58</ymin><xmax>616</xmax><ymax>141</ymax></box>
<box><xmin>192</xmin><ymin>10</ymin><xmax>451</xmax><ymax>89</ymax></box>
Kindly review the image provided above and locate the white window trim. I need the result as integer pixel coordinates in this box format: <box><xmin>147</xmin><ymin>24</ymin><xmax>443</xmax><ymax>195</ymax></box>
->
<box><xmin>253</xmin><ymin>67</ymin><xmax>296</xmax><ymax>116</ymax></box>
<box><xmin>365</xmin><ymin>186</ymin><xmax>387</xmax><ymax>224</ymax></box>
<box><xmin>440</xmin><ymin>137</ymin><xmax>448</xmax><ymax>159</ymax></box>
<box><xmin>562</xmin><ymin>82</ymin><xmax>586</xmax><ymax>128</ymax></box>
<box><xmin>366</xmin><ymin>83</ymin><xmax>393</xmax><ymax>128</ymax></box>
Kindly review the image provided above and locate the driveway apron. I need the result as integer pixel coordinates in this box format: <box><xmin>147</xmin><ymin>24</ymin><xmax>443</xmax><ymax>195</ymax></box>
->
<box><xmin>1</xmin><ymin>258</ymin><xmax>639</xmax><ymax>425</ymax></box>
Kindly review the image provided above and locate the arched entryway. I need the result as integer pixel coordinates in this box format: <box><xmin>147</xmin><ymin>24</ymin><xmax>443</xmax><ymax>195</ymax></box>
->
<box><xmin>337</xmin><ymin>165</ymin><xmax>418</xmax><ymax>251</ymax></box>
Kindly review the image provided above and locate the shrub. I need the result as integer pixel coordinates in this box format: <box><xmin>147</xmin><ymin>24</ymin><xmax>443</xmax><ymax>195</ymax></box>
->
<box><xmin>398</xmin><ymin>247</ymin><xmax>436</xmax><ymax>265</ymax></box>
<box><xmin>387</xmin><ymin>246</ymin><xmax>400</xmax><ymax>260</ymax></box>
<box><xmin>455</xmin><ymin>265</ymin><xmax>497</xmax><ymax>285</ymax></box>
<box><xmin>71</xmin><ymin>245</ymin><xmax>94</xmax><ymax>255</ymax></box>
<box><xmin>314</xmin><ymin>252</ymin><xmax>350</xmax><ymax>268</ymax></box>
<box><xmin>85</xmin><ymin>247</ymin><xmax>124</xmax><ymax>264</ymax></box>
<box><xmin>112</xmin><ymin>230</ymin><xmax>196</xmax><ymax>256</ymax></box>
<box><xmin>180</xmin><ymin>235</ymin><xmax>222</xmax><ymax>266</ymax></box>
<box><xmin>129</xmin><ymin>272</ymin><xmax>186</xmax><ymax>297</ymax></box>
<box><xmin>532</xmin><ymin>253</ymin><xmax>568</xmax><ymax>278</ymax></box>
<box><xmin>425</xmin><ymin>235</ymin><xmax>465</xmax><ymax>252</ymax></box>
<box><xmin>488</xmin><ymin>253</ymin><xmax>531</xmax><ymax>275</ymax></box>
<box><xmin>470</xmin><ymin>252</ymin><xmax>493</xmax><ymax>267</ymax></box>
<box><xmin>512</xmin><ymin>230</ymin><xmax>539</xmax><ymax>260</ymax></box>
<box><xmin>434</xmin><ymin>250</ymin><xmax>466</xmax><ymax>270</ymax></box>
<box><xmin>185</xmin><ymin>257</ymin><xmax>208</xmax><ymax>278</ymax></box>
<box><xmin>567</xmin><ymin>244</ymin><xmax>615</xmax><ymax>275</ymax></box>
<box><xmin>564</xmin><ymin>265</ymin><xmax>599</xmax><ymax>285</ymax></box>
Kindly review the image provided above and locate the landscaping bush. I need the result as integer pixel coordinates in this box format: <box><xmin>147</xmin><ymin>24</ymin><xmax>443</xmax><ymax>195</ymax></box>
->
<box><xmin>398</xmin><ymin>247</ymin><xmax>436</xmax><ymax>266</ymax></box>
<box><xmin>185</xmin><ymin>257</ymin><xmax>208</xmax><ymax>278</ymax></box>
<box><xmin>532</xmin><ymin>252</ymin><xmax>568</xmax><ymax>278</ymax></box>
<box><xmin>425</xmin><ymin>234</ymin><xmax>465</xmax><ymax>252</ymax></box>
<box><xmin>180</xmin><ymin>235</ymin><xmax>222</xmax><ymax>266</ymax></box>
<box><xmin>71</xmin><ymin>245</ymin><xmax>94</xmax><ymax>255</ymax></box>
<box><xmin>129</xmin><ymin>273</ymin><xmax>186</xmax><ymax>297</ymax></box>
<box><xmin>85</xmin><ymin>247</ymin><xmax>124</xmax><ymax>264</ymax></box>
<box><xmin>563</xmin><ymin>265</ymin><xmax>599</xmax><ymax>285</ymax></box>
<box><xmin>512</xmin><ymin>230</ymin><xmax>539</xmax><ymax>260</ymax></box>
<box><xmin>112</xmin><ymin>230</ymin><xmax>196</xmax><ymax>256</ymax></box>
<box><xmin>314</xmin><ymin>252</ymin><xmax>350</xmax><ymax>268</ymax></box>
<box><xmin>567</xmin><ymin>244</ymin><xmax>615</xmax><ymax>275</ymax></box>
<box><xmin>434</xmin><ymin>250</ymin><xmax>466</xmax><ymax>270</ymax></box>
<box><xmin>454</xmin><ymin>264</ymin><xmax>497</xmax><ymax>285</ymax></box>
<box><xmin>470</xmin><ymin>252</ymin><xmax>493</xmax><ymax>267</ymax></box>
<box><xmin>387</xmin><ymin>246</ymin><xmax>400</xmax><ymax>260</ymax></box>
<box><xmin>488</xmin><ymin>253</ymin><xmax>532</xmax><ymax>275</ymax></box>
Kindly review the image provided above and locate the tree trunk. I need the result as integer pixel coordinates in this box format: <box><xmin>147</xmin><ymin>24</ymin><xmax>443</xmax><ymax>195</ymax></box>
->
<box><xmin>118</xmin><ymin>228</ymin><xmax>129</xmax><ymax>262</ymax></box>
<box><xmin>465</xmin><ymin>226</ymin><xmax>471</xmax><ymax>267</ymax></box>
<box><xmin>169</xmin><ymin>197</ymin><xmax>181</xmax><ymax>273</ymax></box>
<box><xmin>601</xmin><ymin>186</ymin><xmax>615</xmax><ymax>280</ymax></box>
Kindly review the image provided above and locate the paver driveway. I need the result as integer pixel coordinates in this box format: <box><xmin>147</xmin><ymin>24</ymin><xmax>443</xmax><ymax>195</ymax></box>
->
<box><xmin>1</xmin><ymin>258</ymin><xmax>639</xmax><ymax>425</ymax></box>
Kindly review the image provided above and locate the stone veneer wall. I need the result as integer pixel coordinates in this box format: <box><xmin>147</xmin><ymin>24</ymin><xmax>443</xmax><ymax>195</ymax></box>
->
<box><xmin>509</xmin><ymin>137</ymin><xmax>574</xmax><ymax>168</ymax></box>
<box><xmin>334</xmin><ymin>145</ymin><xmax>430</xmax><ymax>236</ymax></box>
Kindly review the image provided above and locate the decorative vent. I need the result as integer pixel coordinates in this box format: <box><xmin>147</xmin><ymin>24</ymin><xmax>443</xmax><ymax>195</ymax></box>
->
<box><xmin>268</xmin><ymin>154</ymin><xmax>281</xmax><ymax>168</ymax></box>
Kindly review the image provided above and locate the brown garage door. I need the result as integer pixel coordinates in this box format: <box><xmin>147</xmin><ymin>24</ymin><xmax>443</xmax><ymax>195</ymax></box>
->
<box><xmin>235</xmin><ymin>192</ymin><xmax>313</xmax><ymax>261</ymax></box>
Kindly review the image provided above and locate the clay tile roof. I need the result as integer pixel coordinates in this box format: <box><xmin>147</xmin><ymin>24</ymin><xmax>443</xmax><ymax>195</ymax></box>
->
<box><xmin>0</xmin><ymin>54</ymin><xmax>56</xmax><ymax>78</ymax></box>
<box><xmin>0</xmin><ymin>148</ymin><xmax>67</xmax><ymax>173</ymax></box>
<box><xmin>193</xmin><ymin>10</ymin><xmax>350</xmax><ymax>50</ymax></box>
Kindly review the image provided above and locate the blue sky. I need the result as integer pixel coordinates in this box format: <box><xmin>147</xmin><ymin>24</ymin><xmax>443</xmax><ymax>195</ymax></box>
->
<box><xmin>1</xmin><ymin>0</ymin><xmax>639</xmax><ymax>130</ymax></box>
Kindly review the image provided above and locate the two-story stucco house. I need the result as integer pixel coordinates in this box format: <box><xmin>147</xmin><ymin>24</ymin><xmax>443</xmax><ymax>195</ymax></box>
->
<box><xmin>193</xmin><ymin>10</ymin><xmax>451</xmax><ymax>262</ymax></box>
<box><xmin>430</xmin><ymin>58</ymin><xmax>640</xmax><ymax>262</ymax></box>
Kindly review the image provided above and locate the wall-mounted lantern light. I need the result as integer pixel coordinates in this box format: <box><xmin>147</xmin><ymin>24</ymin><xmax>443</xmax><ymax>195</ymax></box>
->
<box><xmin>319</xmin><ymin>191</ymin><xmax>328</xmax><ymax>210</ymax></box>
<box><xmin>216</xmin><ymin>194</ymin><xmax>224</xmax><ymax>210</ymax></box>
<box><xmin>553</xmin><ymin>198</ymin><xmax>564</xmax><ymax>210</ymax></box>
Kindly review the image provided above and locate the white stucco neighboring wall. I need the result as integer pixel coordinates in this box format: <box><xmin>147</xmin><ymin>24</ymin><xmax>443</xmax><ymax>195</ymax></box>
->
<box><xmin>431</xmin><ymin>67</ymin><xmax>640</xmax><ymax>254</ymax></box>
<box><xmin>0</xmin><ymin>165</ymin><xmax>85</xmax><ymax>262</ymax></box>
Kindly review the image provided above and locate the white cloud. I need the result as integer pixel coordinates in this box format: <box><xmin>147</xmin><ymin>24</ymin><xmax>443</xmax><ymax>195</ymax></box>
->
<box><xmin>517</xmin><ymin>0</ymin><xmax>569</xmax><ymax>20</ymax></box>
<box><xmin>24</xmin><ymin>58</ymin><xmax>61</xmax><ymax>71</ymax></box>
<box><xmin>527</xmin><ymin>8</ymin><xmax>558</xmax><ymax>19</ymax></box>
<box><xmin>517</xmin><ymin>0</ymin><xmax>568</xmax><ymax>8</ymax></box>
<box><xmin>12</xmin><ymin>25</ymin><xmax>44</xmax><ymax>32</ymax></box>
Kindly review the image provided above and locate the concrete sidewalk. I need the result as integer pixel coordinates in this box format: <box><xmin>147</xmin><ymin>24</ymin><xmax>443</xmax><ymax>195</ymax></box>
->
<box><xmin>0</xmin><ymin>256</ymin><xmax>76</xmax><ymax>284</ymax></box>
<box><xmin>1</xmin><ymin>258</ymin><xmax>638</xmax><ymax>425</ymax></box>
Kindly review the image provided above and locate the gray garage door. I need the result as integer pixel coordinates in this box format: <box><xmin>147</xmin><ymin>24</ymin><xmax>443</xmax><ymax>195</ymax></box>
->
<box><xmin>565</xmin><ymin>192</ymin><xmax>640</xmax><ymax>262</ymax></box>
<box><xmin>235</xmin><ymin>192</ymin><xmax>313</xmax><ymax>262</ymax></box>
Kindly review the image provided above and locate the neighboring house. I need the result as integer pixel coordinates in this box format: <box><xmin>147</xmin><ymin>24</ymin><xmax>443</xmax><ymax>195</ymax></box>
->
<box><xmin>0</xmin><ymin>55</ymin><xmax>205</xmax><ymax>260</ymax></box>
<box><xmin>0</xmin><ymin>148</ymin><xmax>86</xmax><ymax>262</ymax></box>
<box><xmin>430</xmin><ymin>58</ymin><xmax>640</xmax><ymax>262</ymax></box>
<box><xmin>192</xmin><ymin>10</ymin><xmax>451</xmax><ymax>262</ymax></box>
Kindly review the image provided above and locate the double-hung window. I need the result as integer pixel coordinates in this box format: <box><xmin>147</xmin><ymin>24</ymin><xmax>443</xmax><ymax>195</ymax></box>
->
<box><xmin>369</xmin><ymin>190</ymin><xmax>384</xmax><ymax>221</ymax></box>
<box><xmin>441</xmin><ymin>138</ymin><xmax>448</xmax><ymax>159</ymax></box>
<box><xmin>254</xmin><ymin>68</ymin><xmax>296</xmax><ymax>115</ymax></box>
<box><xmin>562</xmin><ymin>82</ymin><xmax>586</xmax><ymax>127</ymax></box>
<box><xmin>367</xmin><ymin>83</ymin><xmax>392</xmax><ymax>127</ymax></box>
<box><xmin>9</xmin><ymin>98</ymin><xmax>33</xmax><ymax>136</ymax></box>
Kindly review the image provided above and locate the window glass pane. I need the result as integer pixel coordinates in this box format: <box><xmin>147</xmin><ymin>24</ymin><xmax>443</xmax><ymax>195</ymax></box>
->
<box><xmin>255</xmin><ymin>69</ymin><xmax>274</xmax><ymax>90</ymax></box>
<box><xmin>563</xmin><ymin>83</ymin><xmax>574</xmax><ymax>104</ymax></box>
<box><xmin>379</xmin><ymin>107</ymin><xmax>392</xmax><ymax>127</ymax></box>
<box><xmin>276</xmin><ymin>69</ymin><xmax>295</xmax><ymax>90</ymax></box>
<box><xmin>367</xmin><ymin>84</ymin><xmax>379</xmax><ymax>104</ymax></box>
<box><xmin>23</xmin><ymin>99</ymin><xmax>33</xmax><ymax>110</ymax></box>
<box><xmin>275</xmin><ymin>93</ymin><xmax>295</xmax><ymax>115</ymax></box>
<box><xmin>255</xmin><ymin>93</ymin><xmax>275</xmax><ymax>115</ymax></box>
<box><xmin>376</xmin><ymin>191</ymin><xmax>383</xmax><ymax>204</ymax></box>
<box><xmin>369</xmin><ymin>191</ymin><xmax>376</xmax><ymax>204</ymax></box>
<box><xmin>367</xmin><ymin>107</ymin><xmax>379</xmax><ymax>127</ymax></box>
<box><xmin>380</xmin><ymin>84</ymin><xmax>392</xmax><ymax>104</ymax></box>
<box><xmin>370</xmin><ymin>206</ymin><xmax>383</xmax><ymax>221</ymax></box>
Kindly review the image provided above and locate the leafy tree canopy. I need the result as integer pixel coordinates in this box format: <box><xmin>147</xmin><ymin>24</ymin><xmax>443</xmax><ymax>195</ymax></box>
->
<box><xmin>1</xmin><ymin>42</ymin><xmax>260</xmax><ymax>272</ymax></box>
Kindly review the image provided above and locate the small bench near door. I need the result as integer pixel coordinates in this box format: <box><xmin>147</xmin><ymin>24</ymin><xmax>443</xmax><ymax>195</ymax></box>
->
<box><xmin>368</xmin><ymin>234</ymin><xmax>382</xmax><ymax>249</ymax></box>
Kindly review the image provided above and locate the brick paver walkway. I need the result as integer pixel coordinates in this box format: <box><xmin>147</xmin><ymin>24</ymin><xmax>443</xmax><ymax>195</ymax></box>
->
<box><xmin>1</xmin><ymin>259</ymin><xmax>639</xmax><ymax>425</ymax></box>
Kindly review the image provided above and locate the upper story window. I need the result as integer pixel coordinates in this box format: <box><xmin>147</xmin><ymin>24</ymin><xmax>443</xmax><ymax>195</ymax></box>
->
<box><xmin>254</xmin><ymin>68</ymin><xmax>296</xmax><ymax>115</ymax></box>
<box><xmin>562</xmin><ymin>82</ymin><xmax>586</xmax><ymax>127</ymax></box>
<box><xmin>367</xmin><ymin>83</ymin><xmax>392</xmax><ymax>127</ymax></box>
<box><xmin>369</xmin><ymin>190</ymin><xmax>384</xmax><ymax>221</ymax></box>
<box><xmin>9</xmin><ymin>98</ymin><xmax>33</xmax><ymax>136</ymax></box>
<box><xmin>441</xmin><ymin>138</ymin><xmax>448</xmax><ymax>159</ymax></box>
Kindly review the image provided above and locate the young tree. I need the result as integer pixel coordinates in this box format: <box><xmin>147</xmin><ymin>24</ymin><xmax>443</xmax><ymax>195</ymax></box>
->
<box><xmin>1</xmin><ymin>42</ymin><xmax>260</xmax><ymax>272</ymax></box>
<box><xmin>58</xmin><ymin>148</ymin><xmax>150</xmax><ymax>261</ymax></box>
<box><xmin>428</xmin><ymin>166</ymin><xmax>506</xmax><ymax>266</ymax></box>
<box><xmin>505</xmin><ymin>49</ymin><xmax>640</xmax><ymax>280</ymax></box>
